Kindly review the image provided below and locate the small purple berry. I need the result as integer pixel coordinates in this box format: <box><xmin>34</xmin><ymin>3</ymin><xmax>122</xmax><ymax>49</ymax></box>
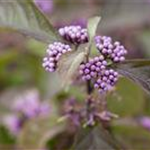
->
<box><xmin>94</xmin><ymin>69</ymin><xmax>118</xmax><ymax>93</ymax></box>
<box><xmin>95</xmin><ymin>35</ymin><xmax>127</xmax><ymax>63</ymax></box>
<box><xmin>58</xmin><ymin>25</ymin><xmax>88</xmax><ymax>45</ymax></box>
<box><xmin>79</xmin><ymin>56</ymin><xmax>107</xmax><ymax>81</ymax></box>
<box><xmin>42</xmin><ymin>42</ymin><xmax>72</xmax><ymax>72</ymax></box>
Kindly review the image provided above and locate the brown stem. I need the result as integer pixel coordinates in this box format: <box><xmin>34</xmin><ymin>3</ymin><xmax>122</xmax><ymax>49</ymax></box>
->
<box><xmin>85</xmin><ymin>46</ymin><xmax>93</xmax><ymax>95</ymax></box>
<box><xmin>86</xmin><ymin>80</ymin><xmax>93</xmax><ymax>95</ymax></box>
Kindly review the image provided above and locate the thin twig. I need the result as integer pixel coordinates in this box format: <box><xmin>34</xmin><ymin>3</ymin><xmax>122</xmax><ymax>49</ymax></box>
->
<box><xmin>85</xmin><ymin>46</ymin><xmax>93</xmax><ymax>95</ymax></box>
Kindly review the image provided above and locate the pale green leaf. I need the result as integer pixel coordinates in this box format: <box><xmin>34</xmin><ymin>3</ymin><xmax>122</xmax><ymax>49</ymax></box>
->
<box><xmin>58</xmin><ymin>50</ymin><xmax>86</xmax><ymax>88</ymax></box>
<box><xmin>87</xmin><ymin>16</ymin><xmax>101</xmax><ymax>43</ymax></box>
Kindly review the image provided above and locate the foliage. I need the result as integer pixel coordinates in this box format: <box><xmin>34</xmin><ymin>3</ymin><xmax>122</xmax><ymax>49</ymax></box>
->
<box><xmin>0</xmin><ymin>0</ymin><xmax>62</xmax><ymax>43</ymax></box>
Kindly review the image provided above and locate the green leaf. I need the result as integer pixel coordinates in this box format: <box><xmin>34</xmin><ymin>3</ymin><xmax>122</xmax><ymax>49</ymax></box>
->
<box><xmin>0</xmin><ymin>125</ymin><xmax>15</xmax><ymax>144</ymax></box>
<box><xmin>72</xmin><ymin>126</ymin><xmax>123</xmax><ymax>150</ymax></box>
<box><xmin>0</xmin><ymin>125</ymin><xmax>15</xmax><ymax>150</ymax></box>
<box><xmin>0</xmin><ymin>0</ymin><xmax>62</xmax><ymax>43</ymax></box>
<box><xmin>112</xmin><ymin>123</ymin><xmax>150</xmax><ymax>149</ymax></box>
<box><xmin>58</xmin><ymin>49</ymin><xmax>86</xmax><ymax>88</ymax></box>
<box><xmin>116</xmin><ymin>59</ymin><xmax>150</xmax><ymax>95</ymax></box>
<box><xmin>136</xmin><ymin>30</ymin><xmax>150</xmax><ymax>58</ymax></box>
<box><xmin>108</xmin><ymin>77</ymin><xmax>144</xmax><ymax>116</ymax></box>
<box><xmin>87</xmin><ymin>16</ymin><xmax>101</xmax><ymax>43</ymax></box>
<box><xmin>18</xmin><ymin>117</ymin><xmax>65</xmax><ymax>150</ymax></box>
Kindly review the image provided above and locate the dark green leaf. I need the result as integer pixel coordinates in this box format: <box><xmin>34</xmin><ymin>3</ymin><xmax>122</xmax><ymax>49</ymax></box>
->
<box><xmin>116</xmin><ymin>59</ymin><xmax>150</xmax><ymax>95</ymax></box>
<box><xmin>0</xmin><ymin>0</ymin><xmax>62</xmax><ymax>43</ymax></box>
<box><xmin>0</xmin><ymin>125</ymin><xmax>15</xmax><ymax>150</ymax></box>
<box><xmin>72</xmin><ymin>126</ymin><xmax>122</xmax><ymax>150</ymax></box>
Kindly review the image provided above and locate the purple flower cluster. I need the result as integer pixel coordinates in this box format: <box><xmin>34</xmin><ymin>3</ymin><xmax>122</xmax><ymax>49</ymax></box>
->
<box><xmin>94</xmin><ymin>69</ymin><xmax>118</xmax><ymax>93</ymax></box>
<box><xmin>95</xmin><ymin>36</ymin><xmax>127</xmax><ymax>63</ymax></box>
<box><xmin>79</xmin><ymin>56</ymin><xmax>107</xmax><ymax>81</ymax></box>
<box><xmin>64</xmin><ymin>97</ymin><xmax>117</xmax><ymax>127</ymax></box>
<box><xmin>58</xmin><ymin>25</ymin><xmax>88</xmax><ymax>44</ymax></box>
<box><xmin>42</xmin><ymin>42</ymin><xmax>72</xmax><ymax>72</ymax></box>
<box><xmin>3</xmin><ymin>115</ymin><xmax>21</xmax><ymax>135</ymax></box>
<box><xmin>64</xmin><ymin>98</ymin><xmax>81</xmax><ymax>126</ymax></box>
<box><xmin>3</xmin><ymin>90</ymin><xmax>50</xmax><ymax>135</ymax></box>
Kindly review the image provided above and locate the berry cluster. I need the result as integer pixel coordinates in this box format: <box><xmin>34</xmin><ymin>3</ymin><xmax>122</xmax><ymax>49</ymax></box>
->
<box><xmin>58</xmin><ymin>25</ymin><xmax>88</xmax><ymax>44</ymax></box>
<box><xmin>95</xmin><ymin>36</ymin><xmax>127</xmax><ymax>62</ymax></box>
<box><xmin>94</xmin><ymin>69</ymin><xmax>118</xmax><ymax>93</ymax></box>
<box><xmin>79</xmin><ymin>57</ymin><xmax>119</xmax><ymax>93</ymax></box>
<box><xmin>79</xmin><ymin>53</ymin><xmax>119</xmax><ymax>93</ymax></box>
<box><xmin>78</xmin><ymin>35</ymin><xmax>128</xmax><ymax>93</ymax></box>
<box><xmin>42</xmin><ymin>42</ymin><xmax>72</xmax><ymax>72</ymax></box>
<box><xmin>42</xmin><ymin>25</ymin><xmax>127</xmax><ymax>93</ymax></box>
<box><xmin>79</xmin><ymin>56</ymin><xmax>107</xmax><ymax>81</ymax></box>
<box><xmin>41</xmin><ymin>24</ymin><xmax>128</xmax><ymax>127</ymax></box>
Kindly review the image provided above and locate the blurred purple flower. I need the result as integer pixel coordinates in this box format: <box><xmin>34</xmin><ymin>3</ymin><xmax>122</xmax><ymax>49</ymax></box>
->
<box><xmin>39</xmin><ymin>102</ymin><xmax>51</xmax><ymax>116</ymax></box>
<box><xmin>71</xmin><ymin>18</ymin><xmax>87</xmax><ymax>28</ymax></box>
<box><xmin>34</xmin><ymin>0</ymin><xmax>54</xmax><ymax>13</ymax></box>
<box><xmin>3</xmin><ymin>115</ymin><xmax>21</xmax><ymax>135</ymax></box>
<box><xmin>12</xmin><ymin>90</ymin><xmax>50</xmax><ymax>118</ymax></box>
<box><xmin>3</xmin><ymin>89</ymin><xmax>50</xmax><ymax>135</ymax></box>
<box><xmin>139</xmin><ymin>117</ymin><xmax>150</xmax><ymax>130</ymax></box>
<box><xmin>64</xmin><ymin>97</ymin><xmax>118</xmax><ymax>127</ymax></box>
<box><xmin>13</xmin><ymin>90</ymin><xmax>40</xmax><ymax>118</ymax></box>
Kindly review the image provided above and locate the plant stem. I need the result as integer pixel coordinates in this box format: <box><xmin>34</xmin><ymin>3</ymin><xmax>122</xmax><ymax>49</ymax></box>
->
<box><xmin>86</xmin><ymin>80</ymin><xmax>93</xmax><ymax>94</ymax></box>
<box><xmin>85</xmin><ymin>45</ymin><xmax>93</xmax><ymax>95</ymax></box>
